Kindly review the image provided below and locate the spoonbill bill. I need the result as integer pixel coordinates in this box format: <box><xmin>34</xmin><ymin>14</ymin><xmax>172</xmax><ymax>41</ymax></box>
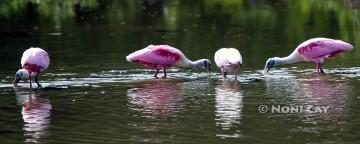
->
<box><xmin>126</xmin><ymin>45</ymin><xmax>211</xmax><ymax>78</ymax></box>
<box><xmin>14</xmin><ymin>47</ymin><xmax>50</xmax><ymax>88</ymax></box>
<box><xmin>263</xmin><ymin>38</ymin><xmax>353</xmax><ymax>74</ymax></box>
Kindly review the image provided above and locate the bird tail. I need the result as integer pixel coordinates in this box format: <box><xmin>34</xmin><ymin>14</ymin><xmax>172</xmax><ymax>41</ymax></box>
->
<box><xmin>227</xmin><ymin>50</ymin><xmax>242</xmax><ymax>65</ymax></box>
<box><xmin>228</xmin><ymin>58</ymin><xmax>242</xmax><ymax>65</ymax></box>
<box><xmin>339</xmin><ymin>40</ymin><xmax>353</xmax><ymax>51</ymax></box>
<box><xmin>126</xmin><ymin>55</ymin><xmax>134</xmax><ymax>62</ymax></box>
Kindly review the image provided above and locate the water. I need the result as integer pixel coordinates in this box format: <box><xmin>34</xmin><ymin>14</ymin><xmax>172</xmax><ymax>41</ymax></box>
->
<box><xmin>1</xmin><ymin>0</ymin><xmax>360</xmax><ymax>143</ymax></box>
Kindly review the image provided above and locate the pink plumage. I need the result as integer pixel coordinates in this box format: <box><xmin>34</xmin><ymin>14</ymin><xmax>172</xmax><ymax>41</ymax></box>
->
<box><xmin>126</xmin><ymin>45</ymin><xmax>181</xmax><ymax>69</ymax></box>
<box><xmin>21</xmin><ymin>48</ymin><xmax>50</xmax><ymax>73</ymax></box>
<box><xmin>264</xmin><ymin>38</ymin><xmax>353</xmax><ymax>74</ymax></box>
<box><xmin>14</xmin><ymin>47</ymin><xmax>50</xmax><ymax>88</ymax></box>
<box><xmin>297</xmin><ymin>38</ymin><xmax>353</xmax><ymax>63</ymax></box>
<box><xmin>126</xmin><ymin>45</ymin><xmax>211</xmax><ymax>78</ymax></box>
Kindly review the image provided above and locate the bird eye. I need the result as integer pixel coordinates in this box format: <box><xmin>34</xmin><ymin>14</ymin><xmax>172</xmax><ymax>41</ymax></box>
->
<box><xmin>271</xmin><ymin>60</ymin><xmax>275</xmax><ymax>65</ymax></box>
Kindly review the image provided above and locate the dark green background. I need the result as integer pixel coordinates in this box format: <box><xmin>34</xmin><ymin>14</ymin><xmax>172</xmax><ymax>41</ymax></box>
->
<box><xmin>0</xmin><ymin>0</ymin><xmax>360</xmax><ymax>143</ymax></box>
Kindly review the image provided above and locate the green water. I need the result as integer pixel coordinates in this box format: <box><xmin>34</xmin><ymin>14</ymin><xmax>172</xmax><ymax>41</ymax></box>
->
<box><xmin>1</xmin><ymin>0</ymin><xmax>360</xmax><ymax>143</ymax></box>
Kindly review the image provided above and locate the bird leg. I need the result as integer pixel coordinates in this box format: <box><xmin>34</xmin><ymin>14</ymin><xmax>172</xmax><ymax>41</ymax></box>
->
<box><xmin>35</xmin><ymin>72</ymin><xmax>42</xmax><ymax>88</ymax></box>
<box><xmin>320</xmin><ymin>66</ymin><xmax>325</xmax><ymax>74</ymax></box>
<box><xmin>234</xmin><ymin>68</ymin><xmax>238</xmax><ymax>80</ymax></box>
<box><xmin>29</xmin><ymin>72</ymin><xmax>32</xmax><ymax>88</ymax></box>
<box><xmin>222</xmin><ymin>71</ymin><xmax>227</xmax><ymax>80</ymax></box>
<box><xmin>162</xmin><ymin>67</ymin><xmax>167</xmax><ymax>78</ymax></box>
<box><xmin>154</xmin><ymin>69</ymin><xmax>160</xmax><ymax>78</ymax></box>
<box><xmin>316</xmin><ymin>64</ymin><xmax>320</xmax><ymax>73</ymax></box>
<box><xmin>316</xmin><ymin>63</ymin><xmax>325</xmax><ymax>74</ymax></box>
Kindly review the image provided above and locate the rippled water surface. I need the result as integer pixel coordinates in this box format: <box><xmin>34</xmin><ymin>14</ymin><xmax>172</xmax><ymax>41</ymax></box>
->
<box><xmin>1</xmin><ymin>0</ymin><xmax>360</xmax><ymax>143</ymax></box>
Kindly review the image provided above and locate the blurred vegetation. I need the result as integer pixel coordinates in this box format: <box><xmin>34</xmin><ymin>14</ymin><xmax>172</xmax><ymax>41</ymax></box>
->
<box><xmin>0</xmin><ymin>0</ymin><xmax>359</xmax><ymax>67</ymax></box>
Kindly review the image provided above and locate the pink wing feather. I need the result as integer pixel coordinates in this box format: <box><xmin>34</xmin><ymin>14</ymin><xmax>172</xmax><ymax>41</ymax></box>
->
<box><xmin>126</xmin><ymin>45</ymin><xmax>182</xmax><ymax>68</ymax></box>
<box><xmin>21</xmin><ymin>48</ymin><xmax>50</xmax><ymax>72</ymax></box>
<box><xmin>297</xmin><ymin>38</ymin><xmax>353</xmax><ymax>61</ymax></box>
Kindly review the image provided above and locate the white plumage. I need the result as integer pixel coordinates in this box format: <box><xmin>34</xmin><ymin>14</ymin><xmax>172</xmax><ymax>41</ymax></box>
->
<box><xmin>214</xmin><ymin>48</ymin><xmax>242</xmax><ymax>80</ymax></box>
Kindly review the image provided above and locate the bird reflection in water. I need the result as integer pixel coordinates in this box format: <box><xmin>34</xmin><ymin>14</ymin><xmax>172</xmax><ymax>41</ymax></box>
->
<box><xmin>215</xmin><ymin>81</ymin><xmax>243</xmax><ymax>138</ymax></box>
<box><xmin>127</xmin><ymin>80</ymin><xmax>182</xmax><ymax>118</ymax></box>
<box><xmin>265</xmin><ymin>75</ymin><xmax>351</xmax><ymax>119</ymax></box>
<box><xmin>298</xmin><ymin>76</ymin><xmax>352</xmax><ymax>119</ymax></box>
<box><xmin>15</xmin><ymin>90</ymin><xmax>52</xmax><ymax>143</ymax></box>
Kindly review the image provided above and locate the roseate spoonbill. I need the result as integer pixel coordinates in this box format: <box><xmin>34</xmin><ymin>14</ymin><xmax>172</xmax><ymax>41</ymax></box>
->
<box><xmin>263</xmin><ymin>38</ymin><xmax>353</xmax><ymax>74</ymax></box>
<box><xmin>126</xmin><ymin>45</ymin><xmax>211</xmax><ymax>78</ymax></box>
<box><xmin>214</xmin><ymin>48</ymin><xmax>242</xmax><ymax>80</ymax></box>
<box><xmin>14</xmin><ymin>47</ymin><xmax>50</xmax><ymax>88</ymax></box>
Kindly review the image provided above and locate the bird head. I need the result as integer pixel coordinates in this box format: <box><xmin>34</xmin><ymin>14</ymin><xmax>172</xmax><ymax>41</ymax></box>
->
<box><xmin>197</xmin><ymin>59</ymin><xmax>212</xmax><ymax>73</ymax></box>
<box><xmin>14</xmin><ymin>69</ymin><xmax>29</xmax><ymax>87</ymax></box>
<box><xmin>263</xmin><ymin>57</ymin><xmax>279</xmax><ymax>74</ymax></box>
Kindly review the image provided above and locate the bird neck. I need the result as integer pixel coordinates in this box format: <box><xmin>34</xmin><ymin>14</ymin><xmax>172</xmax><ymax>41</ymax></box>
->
<box><xmin>182</xmin><ymin>58</ymin><xmax>203</xmax><ymax>68</ymax></box>
<box><xmin>275</xmin><ymin>52</ymin><xmax>303</xmax><ymax>66</ymax></box>
<box><xmin>191</xmin><ymin>60</ymin><xmax>205</xmax><ymax>67</ymax></box>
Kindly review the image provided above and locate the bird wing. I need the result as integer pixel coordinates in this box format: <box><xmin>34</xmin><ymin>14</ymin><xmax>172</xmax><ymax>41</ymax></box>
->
<box><xmin>126</xmin><ymin>45</ymin><xmax>182</xmax><ymax>68</ymax></box>
<box><xmin>21</xmin><ymin>48</ymin><xmax>50</xmax><ymax>72</ymax></box>
<box><xmin>297</xmin><ymin>38</ymin><xmax>353</xmax><ymax>61</ymax></box>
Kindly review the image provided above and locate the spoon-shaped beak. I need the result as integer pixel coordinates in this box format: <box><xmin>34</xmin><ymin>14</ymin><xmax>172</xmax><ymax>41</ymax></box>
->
<box><xmin>13</xmin><ymin>77</ymin><xmax>21</xmax><ymax>87</ymax></box>
<box><xmin>206</xmin><ymin>63</ymin><xmax>212</xmax><ymax>74</ymax></box>
<box><xmin>263</xmin><ymin>67</ymin><xmax>270</xmax><ymax>74</ymax></box>
<box><xmin>263</xmin><ymin>61</ymin><xmax>272</xmax><ymax>74</ymax></box>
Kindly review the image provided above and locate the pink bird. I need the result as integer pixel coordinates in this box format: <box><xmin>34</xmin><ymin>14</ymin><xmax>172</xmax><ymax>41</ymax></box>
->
<box><xmin>214</xmin><ymin>48</ymin><xmax>242</xmax><ymax>80</ymax></box>
<box><xmin>263</xmin><ymin>38</ymin><xmax>353</xmax><ymax>74</ymax></box>
<box><xmin>14</xmin><ymin>47</ymin><xmax>50</xmax><ymax>88</ymax></box>
<box><xmin>126</xmin><ymin>45</ymin><xmax>211</xmax><ymax>78</ymax></box>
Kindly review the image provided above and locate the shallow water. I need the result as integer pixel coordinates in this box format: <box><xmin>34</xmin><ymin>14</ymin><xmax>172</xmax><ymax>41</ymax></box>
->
<box><xmin>1</xmin><ymin>0</ymin><xmax>360</xmax><ymax>143</ymax></box>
